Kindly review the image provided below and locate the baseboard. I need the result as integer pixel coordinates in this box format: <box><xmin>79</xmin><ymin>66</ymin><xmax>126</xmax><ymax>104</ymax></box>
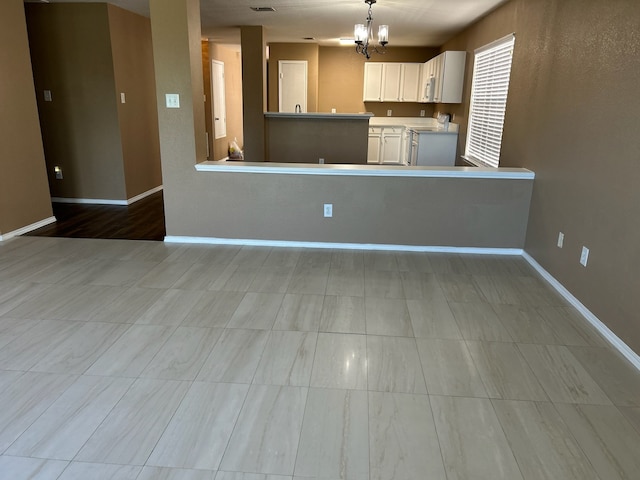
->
<box><xmin>51</xmin><ymin>197</ymin><xmax>128</xmax><ymax>206</ymax></box>
<box><xmin>523</xmin><ymin>251</ymin><xmax>640</xmax><ymax>371</ymax></box>
<box><xmin>50</xmin><ymin>186</ymin><xmax>163</xmax><ymax>206</ymax></box>
<box><xmin>0</xmin><ymin>216</ymin><xmax>56</xmax><ymax>241</ymax></box>
<box><xmin>126</xmin><ymin>185</ymin><xmax>163</xmax><ymax>205</ymax></box>
<box><xmin>164</xmin><ymin>236</ymin><xmax>523</xmax><ymax>255</ymax></box>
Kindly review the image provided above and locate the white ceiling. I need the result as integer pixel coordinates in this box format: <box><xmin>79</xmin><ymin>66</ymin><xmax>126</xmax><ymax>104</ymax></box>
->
<box><xmin>32</xmin><ymin>0</ymin><xmax>509</xmax><ymax>47</ymax></box>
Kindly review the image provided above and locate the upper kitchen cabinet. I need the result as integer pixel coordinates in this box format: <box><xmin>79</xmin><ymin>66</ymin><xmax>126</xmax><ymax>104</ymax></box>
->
<box><xmin>363</xmin><ymin>62</ymin><xmax>423</xmax><ymax>102</ymax></box>
<box><xmin>420</xmin><ymin>51</ymin><xmax>466</xmax><ymax>103</ymax></box>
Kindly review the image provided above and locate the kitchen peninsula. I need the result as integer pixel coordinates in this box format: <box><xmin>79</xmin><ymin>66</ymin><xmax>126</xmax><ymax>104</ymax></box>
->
<box><xmin>265</xmin><ymin>112</ymin><xmax>372</xmax><ymax>164</ymax></box>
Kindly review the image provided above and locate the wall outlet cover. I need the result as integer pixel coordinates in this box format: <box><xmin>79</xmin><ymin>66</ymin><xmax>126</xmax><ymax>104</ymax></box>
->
<box><xmin>557</xmin><ymin>232</ymin><xmax>564</xmax><ymax>248</ymax></box>
<box><xmin>323</xmin><ymin>204</ymin><xmax>333</xmax><ymax>217</ymax></box>
<box><xmin>165</xmin><ymin>94</ymin><xmax>180</xmax><ymax>108</ymax></box>
<box><xmin>580</xmin><ymin>246</ymin><xmax>589</xmax><ymax>267</ymax></box>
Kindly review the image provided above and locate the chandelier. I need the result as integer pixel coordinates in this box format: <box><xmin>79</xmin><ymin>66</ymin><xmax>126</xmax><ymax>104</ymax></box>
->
<box><xmin>354</xmin><ymin>0</ymin><xmax>389</xmax><ymax>59</ymax></box>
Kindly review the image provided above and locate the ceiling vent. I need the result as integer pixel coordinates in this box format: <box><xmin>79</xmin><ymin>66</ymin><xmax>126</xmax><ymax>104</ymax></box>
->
<box><xmin>250</xmin><ymin>7</ymin><xmax>276</xmax><ymax>12</ymax></box>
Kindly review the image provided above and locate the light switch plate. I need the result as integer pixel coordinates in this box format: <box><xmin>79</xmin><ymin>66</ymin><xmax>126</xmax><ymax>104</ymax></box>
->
<box><xmin>580</xmin><ymin>246</ymin><xmax>589</xmax><ymax>267</ymax></box>
<box><xmin>324</xmin><ymin>204</ymin><xmax>333</xmax><ymax>217</ymax></box>
<box><xmin>44</xmin><ymin>90</ymin><xmax>52</xmax><ymax>102</ymax></box>
<box><xmin>120</xmin><ymin>92</ymin><xmax>126</xmax><ymax>104</ymax></box>
<box><xmin>165</xmin><ymin>94</ymin><xmax>180</xmax><ymax>108</ymax></box>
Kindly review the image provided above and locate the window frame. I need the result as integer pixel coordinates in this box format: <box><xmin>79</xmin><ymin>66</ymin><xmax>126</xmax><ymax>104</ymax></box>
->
<box><xmin>463</xmin><ymin>33</ymin><xmax>516</xmax><ymax>168</ymax></box>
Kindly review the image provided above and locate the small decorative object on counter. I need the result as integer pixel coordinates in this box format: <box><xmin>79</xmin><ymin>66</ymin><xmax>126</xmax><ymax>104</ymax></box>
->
<box><xmin>228</xmin><ymin>137</ymin><xmax>243</xmax><ymax>160</ymax></box>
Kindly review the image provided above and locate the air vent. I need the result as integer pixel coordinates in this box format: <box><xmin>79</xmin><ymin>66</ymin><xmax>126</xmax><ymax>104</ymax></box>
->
<box><xmin>250</xmin><ymin>7</ymin><xmax>276</xmax><ymax>12</ymax></box>
<box><xmin>303</xmin><ymin>37</ymin><xmax>315</xmax><ymax>41</ymax></box>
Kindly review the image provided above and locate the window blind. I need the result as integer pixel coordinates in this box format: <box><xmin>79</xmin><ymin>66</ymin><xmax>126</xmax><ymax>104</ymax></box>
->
<box><xmin>465</xmin><ymin>34</ymin><xmax>515</xmax><ymax>168</ymax></box>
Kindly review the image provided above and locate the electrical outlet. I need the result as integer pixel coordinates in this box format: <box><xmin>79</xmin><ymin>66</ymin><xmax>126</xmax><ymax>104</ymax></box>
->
<box><xmin>557</xmin><ymin>232</ymin><xmax>564</xmax><ymax>248</ymax></box>
<box><xmin>323</xmin><ymin>204</ymin><xmax>333</xmax><ymax>218</ymax></box>
<box><xmin>44</xmin><ymin>90</ymin><xmax>52</xmax><ymax>102</ymax></box>
<box><xmin>420</xmin><ymin>110</ymin><xmax>425</xmax><ymax>117</ymax></box>
<box><xmin>120</xmin><ymin>92</ymin><xmax>126</xmax><ymax>104</ymax></box>
<box><xmin>54</xmin><ymin>166</ymin><xmax>63</xmax><ymax>180</ymax></box>
<box><xmin>580</xmin><ymin>246</ymin><xmax>589</xmax><ymax>267</ymax></box>
<box><xmin>387</xmin><ymin>109</ymin><xmax>392</xmax><ymax>116</ymax></box>
<box><xmin>331</xmin><ymin>108</ymin><xmax>336</xmax><ymax>113</ymax></box>
<box><xmin>319</xmin><ymin>158</ymin><xmax>325</xmax><ymax>164</ymax></box>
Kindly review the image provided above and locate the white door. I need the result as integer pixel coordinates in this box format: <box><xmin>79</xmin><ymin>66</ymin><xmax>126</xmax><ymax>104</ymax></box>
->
<box><xmin>279</xmin><ymin>60</ymin><xmax>307</xmax><ymax>112</ymax></box>
<box><xmin>211</xmin><ymin>60</ymin><xmax>226</xmax><ymax>139</ymax></box>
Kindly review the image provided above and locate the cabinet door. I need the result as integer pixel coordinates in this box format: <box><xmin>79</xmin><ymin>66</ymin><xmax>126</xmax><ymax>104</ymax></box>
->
<box><xmin>440</xmin><ymin>51</ymin><xmax>466</xmax><ymax>103</ymax></box>
<box><xmin>381</xmin><ymin>63</ymin><xmax>402</xmax><ymax>102</ymax></box>
<box><xmin>363</xmin><ymin>63</ymin><xmax>383</xmax><ymax>102</ymax></box>
<box><xmin>367</xmin><ymin>131</ymin><xmax>381</xmax><ymax>163</ymax></box>
<box><xmin>420</xmin><ymin>60</ymin><xmax>435</xmax><ymax>102</ymax></box>
<box><xmin>381</xmin><ymin>133</ymin><xmax>403</xmax><ymax>164</ymax></box>
<box><xmin>401</xmin><ymin>63</ymin><xmax>422</xmax><ymax>102</ymax></box>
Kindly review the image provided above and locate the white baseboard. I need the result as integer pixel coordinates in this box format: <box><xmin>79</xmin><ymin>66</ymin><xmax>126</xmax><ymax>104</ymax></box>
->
<box><xmin>523</xmin><ymin>252</ymin><xmax>640</xmax><ymax>371</ymax></box>
<box><xmin>51</xmin><ymin>197</ymin><xmax>127</xmax><ymax>206</ymax></box>
<box><xmin>51</xmin><ymin>185</ymin><xmax>163</xmax><ymax>206</ymax></box>
<box><xmin>164</xmin><ymin>236</ymin><xmax>523</xmax><ymax>255</ymax></box>
<box><xmin>0</xmin><ymin>216</ymin><xmax>56</xmax><ymax>241</ymax></box>
<box><xmin>126</xmin><ymin>185</ymin><xmax>163</xmax><ymax>205</ymax></box>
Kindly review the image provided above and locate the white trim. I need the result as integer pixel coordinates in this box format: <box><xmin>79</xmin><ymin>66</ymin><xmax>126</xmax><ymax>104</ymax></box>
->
<box><xmin>126</xmin><ymin>185</ymin><xmax>163</xmax><ymax>205</ymax></box>
<box><xmin>195</xmin><ymin>162</ymin><xmax>535</xmax><ymax>180</ymax></box>
<box><xmin>51</xmin><ymin>197</ymin><xmax>128</xmax><ymax>206</ymax></box>
<box><xmin>474</xmin><ymin>32</ymin><xmax>516</xmax><ymax>54</ymax></box>
<box><xmin>164</xmin><ymin>235</ymin><xmax>523</xmax><ymax>255</ymax></box>
<box><xmin>523</xmin><ymin>252</ymin><xmax>640</xmax><ymax>372</ymax></box>
<box><xmin>0</xmin><ymin>216</ymin><xmax>56</xmax><ymax>241</ymax></box>
<box><xmin>51</xmin><ymin>185</ymin><xmax>163</xmax><ymax>206</ymax></box>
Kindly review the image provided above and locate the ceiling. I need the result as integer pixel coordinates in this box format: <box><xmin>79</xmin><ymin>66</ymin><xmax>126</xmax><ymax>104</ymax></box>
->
<box><xmin>30</xmin><ymin>0</ymin><xmax>509</xmax><ymax>47</ymax></box>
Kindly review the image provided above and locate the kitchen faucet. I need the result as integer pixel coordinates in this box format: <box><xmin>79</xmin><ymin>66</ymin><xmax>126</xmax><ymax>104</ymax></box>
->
<box><xmin>295</xmin><ymin>104</ymin><xmax>302</xmax><ymax>113</ymax></box>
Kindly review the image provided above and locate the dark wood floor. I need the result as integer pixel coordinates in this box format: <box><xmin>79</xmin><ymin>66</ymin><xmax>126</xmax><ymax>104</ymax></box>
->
<box><xmin>26</xmin><ymin>191</ymin><xmax>166</xmax><ymax>241</ymax></box>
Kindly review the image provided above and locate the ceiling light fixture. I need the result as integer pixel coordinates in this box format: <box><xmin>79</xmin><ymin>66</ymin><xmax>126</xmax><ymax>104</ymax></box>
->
<box><xmin>354</xmin><ymin>0</ymin><xmax>388</xmax><ymax>60</ymax></box>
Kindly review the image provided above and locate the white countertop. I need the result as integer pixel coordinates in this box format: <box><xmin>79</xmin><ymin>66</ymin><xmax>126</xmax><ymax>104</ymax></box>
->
<box><xmin>369</xmin><ymin>116</ymin><xmax>459</xmax><ymax>133</ymax></box>
<box><xmin>265</xmin><ymin>112</ymin><xmax>373</xmax><ymax>120</ymax></box>
<box><xmin>195</xmin><ymin>161</ymin><xmax>533</xmax><ymax>180</ymax></box>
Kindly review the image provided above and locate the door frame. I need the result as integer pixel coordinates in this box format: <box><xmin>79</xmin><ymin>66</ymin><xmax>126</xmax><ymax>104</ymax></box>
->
<box><xmin>211</xmin><ymin>59</ymin><xmax>226</xmax><ymax>139</ymax></box>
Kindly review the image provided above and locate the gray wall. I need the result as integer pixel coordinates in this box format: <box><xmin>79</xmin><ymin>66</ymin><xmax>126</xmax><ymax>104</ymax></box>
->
<box><xmin>443</xmin><ymin>0</ymin><xmax>640</xmax><ymax>352</ymax></box>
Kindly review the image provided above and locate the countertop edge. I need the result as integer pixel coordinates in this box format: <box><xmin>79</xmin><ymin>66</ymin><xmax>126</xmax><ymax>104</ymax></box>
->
<box><xmin>195</xmin><ymin>162</ymin><xmax>535</xmax><ymax>180</ymax></box>
<box><xmin>265</xmin><ymin>112</ymin><xmax>374</xmax><ymax>120</ymax></box>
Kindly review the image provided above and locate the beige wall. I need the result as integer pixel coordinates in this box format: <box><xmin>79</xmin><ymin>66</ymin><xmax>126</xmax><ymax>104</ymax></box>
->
<box><xmin>26</xmin><ymin>3</ymin><xmax>127</xmax><ymax>201</ymax></box>
<box><xmin>268</xmin><ymin>43</ymin><xmax>319</xmax><ymax>112</ymax></box>
<box><xmin>241</xmin><ymin>26</ymin><xmax>267</xmax><ymax>162</ymax></box>
<box><xmin>210</xmin><ymin>44</ymin><xmax>244</xmax><ymax>161</ymax></box>
<box><xmin>108</xmin><ymin>4</ymin><xmax>162</xmax><ymax>199</ymax></box>
<box><xmin>150</xmin><ymin>0</ymin><xmax>205</xmax><ymax>234</ymax></box>
<box><xmin>0</xmin><ymin>0</ymin><xmax>53</xmax><ymax>235</ymax></box>
<box><xmin>445</xmin><ymin>0</ymin><xmax>640</xmax><ymax>352</ymax></box>
<box><xmin>318</xmin><ymin>46</ymin><xmax>439</xmax><ymax>116</ymax></box>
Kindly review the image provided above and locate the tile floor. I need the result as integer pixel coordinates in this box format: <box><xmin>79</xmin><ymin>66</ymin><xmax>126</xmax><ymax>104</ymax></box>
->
<box><xmin>1</xmin><ymin>236</ymin><xmax>640</xmax><ymax>480</ymax></box>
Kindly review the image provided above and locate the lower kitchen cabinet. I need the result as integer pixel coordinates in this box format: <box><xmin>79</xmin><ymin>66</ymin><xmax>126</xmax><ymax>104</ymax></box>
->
<box><xmin>368</xmin><ymin>126</ymin><xmax>406</xmax><ymax>165</ymax></box>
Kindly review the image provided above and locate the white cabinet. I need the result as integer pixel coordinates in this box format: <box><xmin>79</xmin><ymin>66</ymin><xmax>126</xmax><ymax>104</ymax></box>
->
<box><xmin>367</xmin><ymin>127</ymin><xmax>382</xmax><ymax>163</ymax></box>
<box><xmin>363</xmin><ymin>63</ymin><xmax>424</xmax><ymax>103</ymax></box>
<box><xmin>400</xmin><ymin>63</ymin><xmax>422</xmax><ymax>102</ymax></box>
<box><xmin>420</xmin><ymin>51</ymin><xmax>466</xmax><ymax>103</ymax></box>
<box><xmin>381</xmin><ymin>63</ymin><xmax>402</xmax><ymax>102</ymax></box>
<box><xmin>368</xmin><ymin>126</ymin><xmax>406</xmax><ymax>165</ymax></box>
<box><xmin>363</xmin><ymin>63</ymin><xmax>384</xmax><ymax>102</ymax></box>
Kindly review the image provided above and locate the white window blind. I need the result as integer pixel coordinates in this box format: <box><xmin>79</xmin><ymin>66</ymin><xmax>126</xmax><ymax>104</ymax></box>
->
<box><xmin>465</xmin><ymin>34</ymin><xmax>515</xmax><ymax>168</ymax></box>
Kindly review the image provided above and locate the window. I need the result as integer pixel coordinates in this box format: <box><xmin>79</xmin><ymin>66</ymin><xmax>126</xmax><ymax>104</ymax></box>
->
<box><xmin>464</xmin><ymin>34</ymin><xmax>515</xmax><ymax>168</ymax></box>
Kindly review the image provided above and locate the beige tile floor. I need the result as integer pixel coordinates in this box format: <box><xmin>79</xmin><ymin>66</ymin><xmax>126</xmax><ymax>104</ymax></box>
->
<box><xmin>1</xmin><ymin>236</ymin><xmax>640</xmax><ymax>479</ymax></box>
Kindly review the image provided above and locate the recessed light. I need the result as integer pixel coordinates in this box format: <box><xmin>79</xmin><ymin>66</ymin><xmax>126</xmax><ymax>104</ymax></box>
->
<box><xmin>250</xmin><ymin>6</ymin><xmax>276</xmax><ymax>12</ymax></box>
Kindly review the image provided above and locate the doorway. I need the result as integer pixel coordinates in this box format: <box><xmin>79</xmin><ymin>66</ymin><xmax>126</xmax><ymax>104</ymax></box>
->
<box><xmin>278</xmin><ymin>60</ymin><xmax>307</xmax><ymax>113</ymax></box>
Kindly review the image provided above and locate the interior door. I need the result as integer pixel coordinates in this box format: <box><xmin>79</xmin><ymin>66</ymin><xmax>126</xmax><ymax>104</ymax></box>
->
<box><xmin>279</xmin><ymin>60</ymin><xmax>307</xmax><ymax>112</ymax></box>
<box><xmin>211</xmin><ymin>60</ymin><xmax>227</xmax><ymax>139</ymax></box>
